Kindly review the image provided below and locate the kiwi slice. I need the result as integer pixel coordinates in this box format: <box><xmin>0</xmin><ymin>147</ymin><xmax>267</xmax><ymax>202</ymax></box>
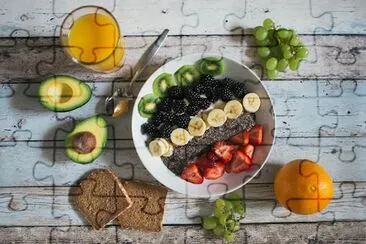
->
<box><xmin>174</xmin><ymin>65</ymin><xmax>200</xmax><ymax>86</ymax></box>
<box><xmin>152</xmin><ymin>73</ymin><xmax>176</xmax><ymax>97</ymax></box>
<box><xmin>138</xmin><ymin>93</ymin><xmax>159</xmax><ymax>118</ymax></box>
<box><xmin>197</xmin><ymin>57</ymin><xmax>224</xmax><ymax>76</ymax></box>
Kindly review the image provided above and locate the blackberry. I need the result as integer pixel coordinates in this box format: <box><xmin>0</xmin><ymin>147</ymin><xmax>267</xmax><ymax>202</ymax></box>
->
<box><xmin>175</xmin><ymin>113</ymin><xmax>191</xmax><ymax>128</ymax></box>
<box><xmin>230</xmin><ymin>81</ymin><xmax>247</xmax><ymax>98</ymax></box>
<box><xmin>186</xmin><ymin>104</ymin><xmax>201</xmax><ymax>116</ymax></box>
<box><xmin>157</xmin><ymin>98</ymin><xmax>172</xmax><ymax>112</ymax></box>
<box><xmin>171</xmin><ymin>99</ymin><xmax>187</xmax><ymax>114</ymax></box>
<box><xmin>167</xmin><ymin>86</ymin><xmax>184</xmax><ymax>99</ymax></box>
<box><xmin>192</xmin><ymin>83</ymin><xmax>207</xmax><ymax>94</ymax></box>
<box><xmin>200</xmin><ymin>74</ymin><xmax>214</xmax><ymax>84</ymax></box>
<box><xmin>203</xmin><ymin>85</ymin><xmax>216</xmax><ymax>98</ymax></box>
<box><xmin>184</xmin><ymin>89</ymin><xmax>201</xmax><ymax>102</ymax></box>
<box><xmin>221</xmin><ymin>87</ymin><xmax>235</xmax><ymax>102</ymax></box>
<box><xmin>159</xmin><ymin>124</ymin><xmax>176</xmax><ymax>138</ymax></box>
<box><xmin>150</xmin><ymin>112</ymin><xmax>166</xmax><ymax>127</ymax></box>
<box><xmin>197</xmin><ymin>98</ymin><xmax>211</xmax><ymax>109</ymax></box>
<box><xmin>141</xmin><ymin>122</ymin><xmax>157</xmax><ymax>135</ymax></box>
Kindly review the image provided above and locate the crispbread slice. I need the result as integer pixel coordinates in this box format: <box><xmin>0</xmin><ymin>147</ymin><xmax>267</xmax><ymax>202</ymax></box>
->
<box><xmin>73</xmin><ymin>169</ymin><xmax>132</xmax><ymax>230</ymax></box>
<box><xmin>117</xmin><ymin>181</ymin><xmax>168</xmax><ymax>232</ymax></box>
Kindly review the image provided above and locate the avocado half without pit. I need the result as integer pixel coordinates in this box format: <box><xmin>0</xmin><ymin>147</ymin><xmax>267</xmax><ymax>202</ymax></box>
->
<box><xmin>39</xmin><ymin>75</ymin><xmax>91</xmax><ymax>112</ymax></box>
<box><xmin>65</xmin><ymin>116</ymin><xmax>108</xmax><ymax>164</ymax></box>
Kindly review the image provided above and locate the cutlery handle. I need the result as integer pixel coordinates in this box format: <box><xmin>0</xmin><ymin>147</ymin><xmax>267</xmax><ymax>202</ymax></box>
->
<box><xmin>128</xmin><ymin>29</ymin><xmax>169</xmax><ymax>88</ymax></box>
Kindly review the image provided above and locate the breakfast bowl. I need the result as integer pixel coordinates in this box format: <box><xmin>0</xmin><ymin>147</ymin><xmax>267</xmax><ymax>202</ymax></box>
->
<box><xmin>132</xmin><ymin>54</ymin><xmax>275</xmax><ymax>197</ymax></box>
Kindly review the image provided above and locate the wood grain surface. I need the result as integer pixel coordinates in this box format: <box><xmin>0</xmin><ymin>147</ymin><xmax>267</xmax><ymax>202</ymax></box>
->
<box><xmin>0</xmin><ymin>0</ymin><xmax>366</xmax><ymax>242</ymax></box>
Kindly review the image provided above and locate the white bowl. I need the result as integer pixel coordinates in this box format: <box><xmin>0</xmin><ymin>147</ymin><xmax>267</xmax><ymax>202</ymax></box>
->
<box><xmin>132</xmin><ymin>54</ymin><xmax>275</xmax><ymax>197</ymax></box>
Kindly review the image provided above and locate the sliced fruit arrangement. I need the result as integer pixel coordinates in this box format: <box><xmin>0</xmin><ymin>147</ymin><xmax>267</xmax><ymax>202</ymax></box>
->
<box><xmin>201</xmin><ymin>193</ymin><xmax>245</xmax><ymax>242</ymax></box>
<box><xmin>39</xmin><ymin>75</ymin><xmax>91</xmax><ymax>112</ymax></box>
<box><xmin>180</xmin><ymin>124</ymin><xmax>264</xmax><ymax>184</ymax></box>
<box><xmin>254</xmin><ymin>18</ymin><xmax>309</xmax><ymax>79</ymax></box>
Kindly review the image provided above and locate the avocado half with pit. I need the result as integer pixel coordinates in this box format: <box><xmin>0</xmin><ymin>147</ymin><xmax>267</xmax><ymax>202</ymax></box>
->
<box><xmin>65</xmin><ymin>116</ymin><xmax>108</xmax><ymax>164</ymax></box>
<box><xmin>39</xmin><ymin>75</ymin><xmax>91</xmax><ymax>112</ymax></box>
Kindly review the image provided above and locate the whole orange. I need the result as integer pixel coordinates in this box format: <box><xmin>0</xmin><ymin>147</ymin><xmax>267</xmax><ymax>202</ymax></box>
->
<box><xmin>274</xmin><ymin>159</ymin><xmax>334</xmax><ymax>215</ymax></box>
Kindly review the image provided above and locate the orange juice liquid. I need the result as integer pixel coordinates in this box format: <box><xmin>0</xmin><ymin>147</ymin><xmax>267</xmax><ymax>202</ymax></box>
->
<box><xmin>67</xmin><ymin>13</ymin><xmax>125</xmax><ymax>72</ymax></box>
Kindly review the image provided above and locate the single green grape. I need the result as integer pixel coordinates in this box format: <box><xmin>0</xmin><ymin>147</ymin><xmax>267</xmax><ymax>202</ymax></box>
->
<box><xmin>266</xmin><ymin>57</ymin><xmax>278</xmax><ymax>70</ymax></box>
<box><xmin>290</xmin><ymin>35</ymin><xmax>300</xmax><ymax>46</ymax></box>
<box><xmin>280</xmin><ymin>44</ymin><xmax>291</xmax><ymax>53</ymax></box>
<box><xmin>233</xmin><ymin>221</ymin><xmax>241</xmax><ymax>231</ymax></box>
<box><xmin>218</xmin><ymin>214</ymin><xmax>228</xmax><ymax>225</ymax></box>
<box><xmin>215</xmin><ymin>198</ymin><xmax>226</xmax><ymax>209</ymax></box>
<box><xmin>224</xmin><ymin>231</ymin><xmax>236</xmax><ymax>242</ymax></box>
<box><xmin>283</xmin><ymin>49</ymin><xmax>293</xmax><ymax>59</ymax></box>
<box><xmin>267</xmin><ymin>69</ymin><xmax>278</xmax><ymax>79</ymax></box>
<box><xmin>256</xmin><ymin>38</ymin><xmax>270</xmax><ymax>47</ymax></box>
<box><xmin>225</xmin><ymin>219</ymin><xmax>236</xmax><ymax>232</ymax></box>
<box><xmin>224</xmin><ymin>201</ymin><xmax>234</xmax><ymax>212</ymax></box>
<box><xmin>202</xmin><ymin>216</ymin><xmax>217</xmax><ymax>230</ymax></box>
<box><xmin>215</xmin><ymin>205</ymin><xmax>226</xmax><ymax>217</ymax></box>
<box><xmin>276</xmin><ymin>58</ymin><xmax>289</xmax><ymax>71</ymax></box>
<box><xmin>213</xmin><ymin>225</ymin><xmax>225</xmax><ymax>237</ymax></box>
<box><xmin>263</xmin><ymin>18</ymin><xmax>275</xmax><ymax>30</ymax></box>
<box><xmin>289</xmin><ymin>58</ymin><xmax>300</xmax><ymax>71</ymax></box>
<box><xmin>233</xmin><ymin>204</ymin><xmax>245</xmax><ymax>217</ymax></box>
<box><xmin>255</xmin><ymin>27</ymin><xmax>268</xmax><ymax>41</ymax></box>
<box><xmin>277</xmin><ymin>29</ymin><xmax>290</xmax><ymax>39</ymax></box>
<box><xmin>257</xmin><ymin>47</ymin><xmax>271</xmax><ymax>58</ymax></box>
<box><xmin>295</xmin><ymin>47</ymin><xmax>309</xmax><ymax>59</ymax></box>
<box><xmin>252</xmin><ymin>26</ymin><xmax>261</xmax><ymax>35</ymax></box>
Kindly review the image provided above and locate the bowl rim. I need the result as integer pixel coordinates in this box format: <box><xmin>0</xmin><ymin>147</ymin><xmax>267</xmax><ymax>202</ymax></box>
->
<box><xmin>131</xmin><ymin>53</ymin><xmax>276</xmax><ymax>197</ymax></box>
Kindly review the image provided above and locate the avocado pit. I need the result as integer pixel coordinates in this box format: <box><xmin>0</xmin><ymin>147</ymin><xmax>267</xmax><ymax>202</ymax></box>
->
<box><xmin>71</xmin><ymin>131</ymin><xmax>96</xmax><ymax>154</ymax></box>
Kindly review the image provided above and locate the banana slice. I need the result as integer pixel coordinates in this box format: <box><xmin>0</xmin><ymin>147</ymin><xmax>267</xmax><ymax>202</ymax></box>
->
<box><xmin>243</xmin><ymin>93</ymin><xmax>261</xmax><ymax>113</ymax></box>
<box><xmin>206</xmin><ymin>109</ymin><xmax>227</xmax><ymax>127</ymax></box>
<box><xmin>170</xmin><ymin>128</ymin><xmax>192</xmax><ymax>146</ymax></box>
<box><xmin>224</xmin><ymin>100</ymin><xmax>243</xmax><ymax>119</ymax></box>
<box><xmin>162</xmin><ymin>143</ymin><xmax>174</xmax><ymax>157</ymax></box>
<box><xmin>149</xmin><ymin>139</ymin><xmax>166</xmax><ymax>156</ymax></box>
<box><xmin>158</xmin><ymin>138</ymin><xmax>171</xmax><ymax>152</ymax></box>
<box><xmin>200</xmin><ymin>112</ymin><xmax>211</xmax><ymax>130</ymax></box>
<box><xmin>188</xmin><ymin>116</ymin><xmax>207</xmax><ymax>136</ymax></box>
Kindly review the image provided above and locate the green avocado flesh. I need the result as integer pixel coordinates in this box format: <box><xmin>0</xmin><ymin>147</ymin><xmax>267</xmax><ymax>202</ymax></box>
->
<box><xmin>152</xmin><ymin>73</ymin><xmax>176</xmax><ymax>97</ymax></box>
<box><xmin>138</xmin><ymin>93</ymin><xmax>159</xmax><ymax>118</ymax></box>
<box><xmin>65</xmin><ymin>116</ymin><xmax>108</xmax><ymax>164</ymax></box>
<box><xmin>197</xmin><ymin>57</ymin><xmax>225</xmax><ymax>76</ymax></box>
<box><xmin>174</xmin><ymin>65</ymin><xmax>200</xmax><ymax>86</ymax></box>
<box><xmin>38</xmin><ymin>75</ymin><xmax>91</xmax><ymax>112</ymax></box>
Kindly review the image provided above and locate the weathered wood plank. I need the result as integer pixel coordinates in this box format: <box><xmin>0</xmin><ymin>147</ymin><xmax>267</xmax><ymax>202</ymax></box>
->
<box><xmin>1</xmin><ymin>136</ymin><xmax>366</xmax><ymax>187</ymax></box>
<box><xmin>0</xmin><ymin>0</ymin><xmax>365</xmax><ymax>36</ymax></box>
<box><xmin>0</xmin><ymin>36</ymin><xmax>365</xmax><ymax>83</ymax></box>
<box><xmin>0</xmin><ymin>221</ymin><xmax>366</xmax><ymax>243</ymax></box>
<box><xmin>0</xmin><ymin>182</ymin><xmax>365</xmax><ymax>226</ymax></box>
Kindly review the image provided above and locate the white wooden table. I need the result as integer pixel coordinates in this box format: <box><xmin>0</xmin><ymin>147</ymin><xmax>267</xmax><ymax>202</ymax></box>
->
<box><xmin>1</xmin><ymin>0</ymin><xmax>366</xmax><ymax>243</ymax></box>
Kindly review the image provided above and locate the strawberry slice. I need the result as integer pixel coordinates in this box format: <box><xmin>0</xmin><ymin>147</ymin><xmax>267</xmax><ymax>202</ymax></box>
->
<box><xmin>181</xmin><ymin>163</ymin><xmax>204</xmax><ymax>184</ymax></box>
<box><xmin>213</xmin><ymin>141</ymin><xmax>235</xmax><ymax>163</ymax></box>
<box><xmin>240</xmin><ymin>144</ymin><xmax>255</xmax><ymax>159</ymax></box>
<box><xmin>196</xmin><ymin>156</ymin><xmax>215</xmax><ymax>171</ymax></box>
<box><xmin>203</xmin><ymin>162</ymin><xmax>225</xmax><ymax>180</ymax></box>
<box><xmin>243</xmin><ymin>130</ymin><xmax>250</xmax><ymax>145</ymax></box>
<box><xmin>249</xmin><ymin>124</ymin><xmax>263</xmax><ymax>145</ymax></box>
<box><xmin>228</xmin><ymin>150</ymin><xmax>252</xmax><ymax>173</ymax></box>
<box><xmin>206</xmin><ymin>151</ymin><xmax>219</xmax><ymax>161</ymax></box>
<box><xmin>230</xmin><ymin>132</ymin><xmax>244</xmax><ymax>145</ymax></box>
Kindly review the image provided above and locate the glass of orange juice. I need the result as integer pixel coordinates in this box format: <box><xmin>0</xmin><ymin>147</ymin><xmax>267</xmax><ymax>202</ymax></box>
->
<box><xmin>60</xmin><ymin>6</ymin><xmax>125</xmax><ymax>73</ymax></box>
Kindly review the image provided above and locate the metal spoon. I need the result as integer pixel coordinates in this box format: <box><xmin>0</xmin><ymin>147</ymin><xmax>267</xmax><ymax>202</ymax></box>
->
<box><xmin>105</xmin><ymin>29</ymin><xmax>169</xmax><ymax>117</ymax></box>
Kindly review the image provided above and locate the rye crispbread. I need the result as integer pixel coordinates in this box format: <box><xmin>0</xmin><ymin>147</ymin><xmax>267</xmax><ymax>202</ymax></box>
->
<box><xmin>117</xmin><ymin>180</ymin><xmax>168</xmax><ymax>232</ymax></box>
<box><xmin>73</xmin><ymin>168</ymin><xmax>132</xmax><ymax>230</ymax></box>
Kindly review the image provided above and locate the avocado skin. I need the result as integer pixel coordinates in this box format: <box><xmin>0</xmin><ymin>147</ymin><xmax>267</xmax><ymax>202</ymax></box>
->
<box><xmin>38</xmin><ymin>75</ymin><xmax>91</xmax><ymax>112</ymax></box>
<box><xmin>65</xmin><ymin>115</ymin><xmax>108</xmax><ymax>164</ymax></box>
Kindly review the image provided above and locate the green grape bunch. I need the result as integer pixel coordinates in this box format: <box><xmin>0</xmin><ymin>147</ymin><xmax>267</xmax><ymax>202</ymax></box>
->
<box><xmin>201</xmin><ymin>193</ymin><xmax>246</xmax><ymax>243</ymax></box>
<box><xmin>254</xmin><ymin>18</ymin><xmax>309</xmax><ymax>79</ymax></box>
